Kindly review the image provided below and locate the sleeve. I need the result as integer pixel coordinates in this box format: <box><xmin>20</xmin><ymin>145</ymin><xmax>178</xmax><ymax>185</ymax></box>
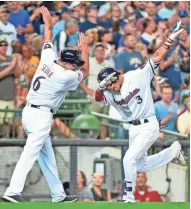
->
<box><xmin>75</xmin><ymin>70</ymin><xmax>84</xmax><ymax>83</ymax></box>
<box><xmin>25</xmin><ymin>11</ymin><xmax>32</xmax><ymax>25</ymax></box>
<box><xmin>141</xmin><ymin>58</ymin><xmax>160</xmax><ymax>81</ymax></box>
<box><xmin>59</xmin><ymin>31</ymin><xmax>67</xmax><ymax>52</ymax></box>
<box><xmin>12</xmin><ymin>26</ymin><xmax>17</xmax><ymax>41</ymax></box>
<box><xmin>154</xmin><ymin>103</ymin><xmax>162</xmax><ymax>121</ymax></box>
<box><xmin>40</xmin><ymin>40</ymin><xmax>55</xmax><ymax>64</ymax></box>
<box><xmin>118</xmin><ymin>37</ymin><xmax>124</xmax><ymax>47</ymax></box>
<box><xmin>116</xmin><ymin>53</ymin><xmax>125</xmax><ymax>71</ymax></box>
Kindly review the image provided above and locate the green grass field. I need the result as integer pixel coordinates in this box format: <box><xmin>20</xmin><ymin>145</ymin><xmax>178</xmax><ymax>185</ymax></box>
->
<box><xmin>0</xmin><ymin>202</ymin><xmax>190</xmax><ymax>209</ymax></box>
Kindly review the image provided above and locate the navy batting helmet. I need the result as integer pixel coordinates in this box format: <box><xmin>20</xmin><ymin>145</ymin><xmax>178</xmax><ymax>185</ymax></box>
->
<box><xmin>97</xmin><ymin>67</ymin><xmax>120</xmax><ymax>84</ymax></box>
<box><xmin>60</xmin><ymin>48</ymin><xmax>85</xmax><ymax>67</ymax></box>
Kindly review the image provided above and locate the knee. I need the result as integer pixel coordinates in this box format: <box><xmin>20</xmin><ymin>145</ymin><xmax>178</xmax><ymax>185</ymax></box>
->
<box><xmin>123</xmin><ymin>152</ymin><xmax>136</xmax><ymax>167</ymax></box>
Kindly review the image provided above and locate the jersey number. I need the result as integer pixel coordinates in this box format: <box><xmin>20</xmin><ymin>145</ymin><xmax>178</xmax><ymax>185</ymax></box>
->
<box><xmin>136</xmin><ymin>95</ymin><xmax>143</xmax><ymax>104</ymax></box>
<box><xmin>33</xmin><ymin>76</ymin><xmax>46</xmax><ymax>91</ymax></box>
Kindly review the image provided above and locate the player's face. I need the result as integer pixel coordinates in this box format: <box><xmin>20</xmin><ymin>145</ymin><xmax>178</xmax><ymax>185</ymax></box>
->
<box><xmin>162</xmin><ymin>88</ymin><xmax>173</xmax><ymax>103</ymax></box>
<box><xmin>136</xmin><ymin>173</ymin><xmax>147</xmax><ymax>187</ymax></box>
<box><xmin>107</xmin><ymin>81</ymin><xmax>121</xmax><ymax>92</ymax></box>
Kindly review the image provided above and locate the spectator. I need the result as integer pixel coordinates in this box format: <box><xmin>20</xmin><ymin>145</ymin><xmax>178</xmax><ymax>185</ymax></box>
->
<box><xmin>80</xmin><ymin>43</ymin><xmax>109</xmax><ymax>139</ymax></box>
<box><xmin>139</xmin><ymin>18</ymin><xmax>158</xmax><ymax>51</ymax></box>
<box><xmin>25</xmin><ymin>2</ymin><xmax>41</xmax><ymax>34</ymax></box>
<box><xmin>159</xmin><ymin>45</ymin><xmax>182</xmax><ymax>92</ymax></box>
<box><xmin>80</xmin><ymin>4</ymin><xmax>98</xmax><ymax>33</ymax></box>
<box><xmin>0</xmin><ymin>39</ymin><xmax>16</xmax><ymax>137</ymax></box>
<box><xmin>116</xmin><ymin>34</ymin><xmax>144</xmax><ymax>74</ymax></box>
<box><xmin>136</xmin><ymin>2</ymin><xmax>162</xmax><ymax>33</ymax></box>
<box><xmin>52</xmin><ymin>7</ymin><xmax>71</xmax><ymax>41</ymax></box>
<box><xmin>26</xmin><ymin>33</ymin><xmax>44</xmax><ymax>58</ymax></box>
<box><xmin>155</xmin><ymin>85</ymin><xmax>179</xmax><ymax>132</ymax></box>
<box><xmin>177</xmin><ymin>96</ymin><xmax>190</xmax><ymax>135</ymax></box>
<box><xmin>51</xmin><ymin>118</ymin><xmax>76</xmax><ymax>139</ymax></box>
<box><xmin>77</xmin><ymin>171</ymin><xmax>94</xmax><ymax>202</ymax></box>
<box><xmin>56</xmin><ymin>18</ymin><xmax>79</xmax><ymax>53</ymax></box>
<box><xmin>20</xmin><ymin>44</ymin><xmax>39</xmax><ymax>82</ymax></box>
<box><xmin>98</xmin><ymin>3</ymin><xmax>112</xmax><ymax>30</ymax></box>
<box><xmin>8</xmin><ymin>1</ymin><xmax>33</xmax><ymax>44</ymax></box>
<box><xmin>0</xmin><ymin>4</ymin><xmax>17</xmax><ymax>56</ymax></box>
<box><xmin>85</xmin><ymin>29</ymin><xmax>99</xmax><ymax>56</ymax></box>
<box><xmin>117</xmin><ymin>22</ymin><xmax>137</xmax><ymax>51</ymax></box>
<box><xmin>98</xmin><ymin>29</ymin><xmax>115</xmax><ymax>67</ymax></box>
<box><xmin>91</xmin><ymin>172</ymin><xmax>112</xmax><ymax>202</ymax></box>
<box><xmin>111</xmin><ymin>4</ymin><xmax>122</xmax><ymax>24</ymax></box>
<box><xmin>134</xmin><ymin>2</ymin><xmax>148</xmax><ymax>20</ymax></box>
<box><xmin>69</xmin><ymin>2</ymin><xmax>85</xmax><ymax>22</ymax></box>
<box><xmin>179</xmin><ymin>75</ymin><xmax>190</xmax><ymax>107</ymax></box>
<box><xmin>134</xmin><ymin>172</ymin><xmax>163</xmax><ymax>202</ymax></box>
<box><xmin>157</xmin><ymin>2</ymin><xmax>176</xmax><ymax>20</ymax></box>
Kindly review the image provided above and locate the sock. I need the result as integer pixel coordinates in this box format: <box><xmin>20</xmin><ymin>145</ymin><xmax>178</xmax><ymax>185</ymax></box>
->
<box><xmin>124</xmin><ymin>180</ymin><xmax>134</xmax><ymax>199</ymax></box>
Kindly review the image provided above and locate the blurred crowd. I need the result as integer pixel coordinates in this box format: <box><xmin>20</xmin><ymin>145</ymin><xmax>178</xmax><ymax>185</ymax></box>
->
<box><xmin>0</xmin><ymin>1</ymin><xmax>190</xmax><ymax>139</ymax></box>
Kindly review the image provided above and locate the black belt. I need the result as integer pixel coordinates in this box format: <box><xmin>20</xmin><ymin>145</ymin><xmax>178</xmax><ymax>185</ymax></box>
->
<box><xmin>30</xmin><ymin>104</ymin><xmax>54</xmax><ymax>114</ymax></box>
<box><xmin>129</xmin><ymin>119</ymin><xmax>149</xmax><ymax>126</ymax></box>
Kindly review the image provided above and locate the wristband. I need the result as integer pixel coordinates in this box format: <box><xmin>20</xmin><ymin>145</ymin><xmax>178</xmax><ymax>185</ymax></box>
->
<box><xmin>163</xmin><ymin>38</ymin><xmax>174</xmax><ymax>49</ymax></box>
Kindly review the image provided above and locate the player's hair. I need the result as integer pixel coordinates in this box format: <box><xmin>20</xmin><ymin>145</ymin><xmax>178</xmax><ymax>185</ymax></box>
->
<box><xmin>161</xmin><ymin>85</ymin><xmax>172</xmax><ymax>92</ymax></box>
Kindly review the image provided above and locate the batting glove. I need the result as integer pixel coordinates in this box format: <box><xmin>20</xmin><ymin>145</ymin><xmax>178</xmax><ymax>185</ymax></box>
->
<box><xmin>98</xmin><ymin>72</ymin><xmax>116</xmax><ymax>91</ymax></box>
<box><xmin>163</xmin><ymin>20</ymin><xmax>184</xmax><ymax>49</ymax></box>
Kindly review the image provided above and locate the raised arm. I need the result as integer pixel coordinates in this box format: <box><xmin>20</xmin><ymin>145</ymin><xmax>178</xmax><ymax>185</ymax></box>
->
<box><xmin>40</xmin><ymin>6</ymin><xmax>52</xmax><ymax>42</ymax></box>
<box><xmin>0</xmin><ymin>57</ymin><xmax>16</xmax><ymax>79</ymax></box>
<box><xmin>151</xmin><ymin>20</ymin><xmax>184</xmax><ymax>64</ymax></box>
<box><xmin>77</xmin><ymin>33</ymin><xmax>89</xmax><ymax>79</ymax></box>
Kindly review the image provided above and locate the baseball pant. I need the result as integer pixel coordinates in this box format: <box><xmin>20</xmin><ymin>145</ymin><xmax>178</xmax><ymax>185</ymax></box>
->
<box><xmin>123</xmin><ymin>116</ymin><xmax>179</xmax><ymax>199</ymax></box>
<box><xmin>4</xmin><ymin>106</ymin><xmax>66</xmax><ymax>202</ymax></box>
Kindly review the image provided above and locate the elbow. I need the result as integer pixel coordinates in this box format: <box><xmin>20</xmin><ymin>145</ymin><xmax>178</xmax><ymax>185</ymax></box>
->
<box><xmin>152</xmin><ymin>54</ymin><xmax>163</xmax><ymax>64</ymax></box>
<box><xmin>95</xmin><ymin>90</ymin><xmax>104</xmax><ymax>102</ymax></box>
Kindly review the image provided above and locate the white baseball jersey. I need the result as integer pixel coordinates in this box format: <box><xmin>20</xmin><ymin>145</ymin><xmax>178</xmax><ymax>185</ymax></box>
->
<box><xmin>100</xmin><ymin>59</ymin><xmax>159</xmax><ymax>121</ymax></box>
<box><xmin>27</xmin><ymin>41</ymin><xmax>84</xmax><ymax>112</ymax></box>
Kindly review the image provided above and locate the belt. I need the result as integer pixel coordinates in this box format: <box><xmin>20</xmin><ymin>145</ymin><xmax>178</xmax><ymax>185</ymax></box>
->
<box><xmin>129</xmin><ymin>119</ymin><xmax>149</xmax><ymax>126</ymax></box>
<box><xmin>28</xmin><ymin>103</ymin><xmax>54</xmax><ymax>114</ymax></box>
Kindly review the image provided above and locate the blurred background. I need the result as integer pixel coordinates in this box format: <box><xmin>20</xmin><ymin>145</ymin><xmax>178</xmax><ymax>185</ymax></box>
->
<box><xmin>0</xmin><ymin>1</ymin><xmax>190</xmax><ymax>203</ymax></box>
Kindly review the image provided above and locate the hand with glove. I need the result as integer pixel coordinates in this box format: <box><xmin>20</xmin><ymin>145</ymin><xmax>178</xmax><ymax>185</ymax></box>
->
<box><xmin>98</xmin><ymin>72</ymin><xmax>117</xmax><ymax>92</ymax></box>
<box><xmin>163</xmin><ymin>20</ymin><xmax>184</xmax><ymax>49</ymax></box>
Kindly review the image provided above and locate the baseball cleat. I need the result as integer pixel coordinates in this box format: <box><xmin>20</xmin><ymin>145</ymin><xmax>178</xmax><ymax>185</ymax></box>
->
<box><xmin>173</xmin><ymin>141</ymin><xmax>187</xmax><ymax>166</ymax></box>
<box><xmin>59</xmin><ymin>195</ymin><xmax>78</xmax><ymax>202</ymax></box>
<box><xmin>2</xmin><ymin>195</ymin><xmax>25</xmax><ymax>203</ymax></box>
<box><xmin>177</xmin><ymin>148</ymin><xmax>187</xmax><ymax>166</ymax></box>
<box><xmin>118</xmin><ymin>196</ymin><xmax>136</xmax><ymax>203</ymax></box>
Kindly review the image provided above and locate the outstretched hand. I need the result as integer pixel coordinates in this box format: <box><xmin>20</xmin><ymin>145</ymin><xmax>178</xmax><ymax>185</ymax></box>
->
<box><xmin>77</xmin><ymin>33</ymin><xmax>89</xmax><ymax>52</ymax></box>
<box><xmin>169</xmin><ymin>20</ymin><xmax>184</xmax><ymax>41</ymax></box>
<box><xmin>40</xmin><ymin>6</ymin><xmax>52</xmax><ymax>26</ymax></box>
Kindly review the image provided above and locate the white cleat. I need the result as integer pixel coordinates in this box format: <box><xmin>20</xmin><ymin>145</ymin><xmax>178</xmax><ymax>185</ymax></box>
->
<box><xmin>118</xmin><ymin>196</ymin><xmax>136</xmax><ymax>203</ymax></box>
<box><xmin>177</xmin><ymin>148</ymin><xmax>187</xmax><ymax>166</ymax></box>
<box><xmin>173</xmin><ymin>141</ymin><xmax>187</xmax><ymax>166</ymax></box>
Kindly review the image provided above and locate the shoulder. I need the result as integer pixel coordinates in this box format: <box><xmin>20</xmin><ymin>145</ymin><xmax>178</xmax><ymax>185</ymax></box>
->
<box><xmin>172</xmin><ymin>102</ymin><xmax>179</xmax><ymax>109</ymax></box>
<box><xmin>31</xmin><ymin>56</ymin><xmax>40</xmax><ymax>62</ymax></box>
<box><xmin>116</xmin><ymin>50</ymin><xmax>126</xmax><ymax>57</ymax></box>
<box><xmin>7</xmin><ymin>22</ymin><xmax>16</xmax><ymax>30</ymax></box>
<box><xmin>20</xmin><ymin>9</ymin><xmax>30</xmax><ymax>16</ymax></box>
<box><xmin>89</xmin><ymin>57</ymin><xmax>96</xmax><ymax>63</ymax></box>
<box><xmin>154</xmin><ymin>101</ymin><xmax>162</xmax><ymax>108</ymax></box>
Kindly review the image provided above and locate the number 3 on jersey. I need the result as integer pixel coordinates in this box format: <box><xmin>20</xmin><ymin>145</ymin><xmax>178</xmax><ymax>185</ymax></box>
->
<box><xmin>33</xmin><ymin>76</ymin><xmax>46</xmax><ymax>91</ymax></box>
<box><xmin>136</xmin><ymin>95</ymin><xmax>143</xmax><ymax>104</ymax></box>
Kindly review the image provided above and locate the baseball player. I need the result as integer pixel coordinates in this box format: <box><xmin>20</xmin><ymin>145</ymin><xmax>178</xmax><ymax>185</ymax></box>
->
<box><xmin>3</xmin><ymin>6</ymin><xmax>89</xmax><ymax>203</ymax></box>
<box><xmin>95</xmin><ymin>21</ymin><xmax>186</xmax><ymax>203</ymax></box>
